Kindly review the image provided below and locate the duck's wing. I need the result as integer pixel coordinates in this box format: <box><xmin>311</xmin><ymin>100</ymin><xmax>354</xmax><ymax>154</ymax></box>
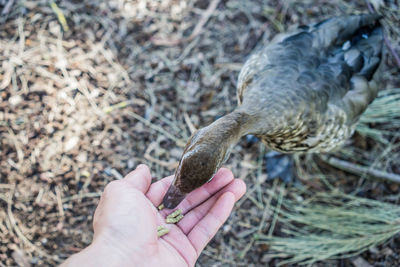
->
<box><xmin>310</xmin><ymin>14</ymin><xmax>383</xmax><ymax>123</ymax></box>
<box><xmin>236</xmin><ymin>17</ymin><xmax>321</xmax><ymax>102</ymax></box>
<box><xmin>310</xmin><ymin>14</ymin><xmax>381</xmax><ymax>52</ymax></box>
<box><xmin>239</xmin><ymin>14</ymin><xmax>383</xmax><ymax>122</ymax></box>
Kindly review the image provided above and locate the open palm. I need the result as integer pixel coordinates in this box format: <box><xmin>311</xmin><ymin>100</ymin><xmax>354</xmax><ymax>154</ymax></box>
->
<box><xmin>66</xmin><ymin>165</ymin><xmax>246</xmax><ymax>267</ymax></box>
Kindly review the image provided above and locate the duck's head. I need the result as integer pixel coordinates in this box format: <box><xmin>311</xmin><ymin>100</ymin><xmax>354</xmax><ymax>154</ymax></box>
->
<box><xmin>162</xmin><ymin>111</ymin><xmax>250</xmax><ymax>209</ymax></box>
<box><xmin>162</xmin><ymin>128</ymin><xmax>227</xmax><ymax>209</ymax></box>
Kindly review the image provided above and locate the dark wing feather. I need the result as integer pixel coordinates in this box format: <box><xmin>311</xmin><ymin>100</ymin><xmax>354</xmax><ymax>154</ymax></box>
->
<box><xmin>309</xmin><ymin>15</ymin><xmax>383</xmax><ymax>122</ymax></box>
<box><xmin>310</xmin><ymin>14</ymin><xmax>381</xmax><ymax>50</ymax></box>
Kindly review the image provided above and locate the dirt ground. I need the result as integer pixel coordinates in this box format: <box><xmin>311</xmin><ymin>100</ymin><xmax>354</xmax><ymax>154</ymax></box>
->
<box><xmin>0</xmin><ymin>0</ymin><xmax>399</xmax><ymax>266</ymax></box>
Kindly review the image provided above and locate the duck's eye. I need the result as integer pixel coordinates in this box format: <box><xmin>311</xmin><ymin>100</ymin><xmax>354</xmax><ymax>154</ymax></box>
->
<box><xmin>201</xmin><ymin>161</ymin><xmax>206</xmax><ymax>167</ymax></box>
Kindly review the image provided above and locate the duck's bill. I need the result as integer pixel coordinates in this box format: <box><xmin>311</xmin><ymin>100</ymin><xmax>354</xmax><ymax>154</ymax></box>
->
<box><xmin>162</xmin><ymin>183</ymin><xmax>187</xmax><ymax>209</ymax></box>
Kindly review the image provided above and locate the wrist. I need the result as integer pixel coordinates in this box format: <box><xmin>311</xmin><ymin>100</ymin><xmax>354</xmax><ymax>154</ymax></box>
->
<box><xmin>61</xmin><ymin>237</ymin><xmax>132</xmax><ymax>267</ymax></box>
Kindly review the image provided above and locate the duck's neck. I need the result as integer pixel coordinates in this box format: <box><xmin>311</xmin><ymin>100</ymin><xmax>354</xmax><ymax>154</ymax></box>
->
<box><xmin>189</xmin><ymin>110</ymin><xmax>254</xmax><ymax>165</ymax></box>
<box><xmin>208</xmin><ymin>110</ymin><xmax>253</xmax><ymax>141</ymax></box>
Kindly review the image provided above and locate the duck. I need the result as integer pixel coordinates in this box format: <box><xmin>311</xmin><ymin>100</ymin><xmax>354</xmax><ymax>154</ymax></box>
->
<box><xmin>162</xmin><ymin>14</ymin><xmax>383</xmax><ymax>209</ymax></box>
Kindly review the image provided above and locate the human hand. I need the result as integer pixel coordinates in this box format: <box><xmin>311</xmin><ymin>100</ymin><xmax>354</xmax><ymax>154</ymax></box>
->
<box><xmin>61</xmin><ymin>164</ymin><xmax>246</xmax><ymax>267</ymax></box>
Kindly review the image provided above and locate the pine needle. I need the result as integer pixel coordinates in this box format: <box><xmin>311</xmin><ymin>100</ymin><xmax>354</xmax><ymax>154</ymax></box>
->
<box><xmin>50</xmin><ymin>1</ymin><xmax>69</xmax><ymax>32</ymax></box>
<box><xmin>357</xmin><ymin>88</ymin><xmax>400</xmax><ymax>143</ymax></box>
<box><xmin>103</xmin><ymin>101</ymin><xmax>129</xmax><ymax>113</ymax></box>
<box><xmin>257</xmin><ymin>190</ymin><xmax>400</xmax><ymax>265</ymax></box>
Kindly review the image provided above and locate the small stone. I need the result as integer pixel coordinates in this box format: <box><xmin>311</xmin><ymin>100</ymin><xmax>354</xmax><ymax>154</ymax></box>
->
<box><xmin>77</xmin><ymin>152</ymin><xmax>87</xmax><ymax>163</ymax></box>
<box><xmin>9</xmin><ymin>95</ymin><xmax>23</xmax><ymax>107</ymax></box>
<box><xmin>127</xmin><ymin>158</ymin><xmax>135</xmax><ymax>169</ymax></box>
<box><xmin>351</xmin><ymin>256</ymin><xmax>373</xmax><ymax>267</ymax></box>
<box><xmin>223</xmin><ymin>224</ymin><xmax>231</xmax><ymax>233</ymax></box>
<box><xmin>64</xmin><ymin>136</ymin><xmax>79</xmax><ymax>152</ymax></box>
<box><xmin>261</xmin><ymin>254</ymin><xmax>273</xmax><ymax>263</ymax></box>
<box><xmin>380</xmin><ymin>247</ymin><xmax>393</xmax><ymax>256</ymax></box>
<box><xmin>389</xmin><ymin>183</ymin><xmax>399</xmax><ymax>192</ymax></box>
<box><xmin>104</xmin><ymin>167</ymin><xmax>112</xmax><ymax>176</ymax></box>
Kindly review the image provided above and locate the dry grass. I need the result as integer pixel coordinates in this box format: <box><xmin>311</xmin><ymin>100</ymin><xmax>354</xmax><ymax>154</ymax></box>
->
<box><xmin>0</xmin><ymin>0</ymin><xmax>399</xmax><ymax>266</ymax></box>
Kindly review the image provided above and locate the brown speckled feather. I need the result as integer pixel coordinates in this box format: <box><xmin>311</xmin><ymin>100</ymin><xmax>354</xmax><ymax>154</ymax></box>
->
<box><xmin>162</xmin><ymin>14</ymin><xmax>383</xmax><ymax>209</ymax></box>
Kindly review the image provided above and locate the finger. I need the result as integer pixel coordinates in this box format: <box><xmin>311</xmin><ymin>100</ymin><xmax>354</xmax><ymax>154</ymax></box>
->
<box><xmin>145</xmin><ymin>175</ymin><xmax>174</xmax><ymax>206</ymax></box>
<box><xmin>158</xmin><ymin>228</ymin><xmax>198</xmax><ymax>267</ymax></box>
<box><xmin>122</xmin><ymin>164</ymin><xmax>152</xmax><ymax>193</ymax></box>
<box><xmin>161</xmin><ymin>168</ymin><xmax>234</xmax><ymax>216</ymax></box>
<box><xmin>187</xmin><ymin>192</ymin><xmax>236</xmax><ymax>255</ymax></box>
<box><xmin>177</xmin><ymin>179</ymin><xmax>246</xmax><ymax>234</ymax></box>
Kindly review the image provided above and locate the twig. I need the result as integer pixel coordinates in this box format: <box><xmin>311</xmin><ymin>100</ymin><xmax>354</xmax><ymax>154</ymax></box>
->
<box><xmin>267</xmin><ymin>184</ymin><xmax>285</xmax><ymax>236</ymax></box>
<box><xmin>6</xmin><ymin>185</ymin><xmax>60</xmax><ymax>262</ymax></box>
<box><xmin>183</xmin><ymin>112</ymin><xmax>197</xmax><ymax>134</ymax></box>
<box><xmin>144</xmin><ymin>153</ymin><xmax>178</xmax><ymax>170</ymax></box>
<box><xmin>239</xmin><ymin>180</ymin><xmax>278</xmax><ymax>259</ymax></box>
<box><xmin>6</xmin><ymin>126</ymin><xmax>23</xmax><ymax>168</ymax></box>
<box><xmin>383</xmin><ymin>34</ymin><xmax>400</xmax><ymax>69</ymax></box>
<box><xmin>247</xmin><ymin>194</ymin><xmax>264</xmax><ymax>209</ymax></box>
<box><xmin>365</xmin><ymin>0</ymin><xmax>400</xmax><ymax>69</ymax></box>
<box><xmin>103</xmin><ymin>101</ymin><xmax>130</xmax><ymax>113</ymax></box>
<box><xmin>238</xmin><ymin>241</ymin><xmax>253</xmax><ymax>259</ymax></box>
<box><xmin>0</xmin><ymin>184</ymin><xmax>14</xmax><ymax>189</ymax></box>
<box><xmin>17</xmin><ymin>17</ymin><xmax>25</xmax><ymax>56</ymax></box>
<box><xmin>214</xmin><ymin>62</ymin><xmax>243</xmax><ymax>71</ymax></box>
<box><xmin>55</xmin><ymin>186</ymin><xmax>65</xmax><ymax>219</ymax></box>
<box><xmin>152</xmin><ymin>110</ymin><xmax>188</xmax><ymax>138</ymax></box>
<box><xmin>144</xmin><ymin>141</ymin><xmax>179</xmax><ymax>169</ymax></box>
<box><xmin>126</xmin><ymin>111</ymin><xmax>186</xmax><ymax>147</ymax></box>
<box><xmin>1</xmin><ymin>0</ymin><xmax>15</xmax><ymax>16</ymax></box>
<box><xmin>102</xmin><ymin>98</ymin><xmax>146</xmax><ymax>113</ymax></box>
<box><xmin>186</xmin><ymin>0</ymin><xmax>220</xmax><ymax>42</ymax></box>
<box><xmin>365</xmin><ymin>0</ymin><xmax>376</xmax><ymax>13</ymax></box>
<box><xmin>321</xmin><ymin>156</ymin><xmax>400</xmax><ymax>184</ymax></box>
<box><xmin>236</xmin><ymin>184</ymin><xmax>259</xmax><ymax>208</ymax></box>
<box><xmin>258</xmin><ymin>179</ymin><xmax>278</xmax><ymax>233</ymax></box>
<box><xmin>202</xmin><ymin>250</ymin><xmax>247</xmax><ymax>266</ymax></box>
<box><xmin>152</xmin><ymin>0</ymin><xmax>220</xmax><ymax>46</ymax></box>
<box><xmin>256</xmin><ymin>144</ymin><xmax>265</xmax><ymax>204</ymax></box>
<box><xmin>0</xmin><ymin>60</ymin><xmax>13</xmax><ymax>90</ymax></box>
<box><xmin>110</xmin><ymin>168</ymin><xmax>123</xmax><ymax>180</ymax></box>
<box><xmin>50</xmin><ymin>1</ymin><xmax>69</xmax><ymax>32</ymax></box>
<box><xmin>61</xmin><ymin>192</ymin><xmax>102</xmax><ymax>203</ymax></box>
